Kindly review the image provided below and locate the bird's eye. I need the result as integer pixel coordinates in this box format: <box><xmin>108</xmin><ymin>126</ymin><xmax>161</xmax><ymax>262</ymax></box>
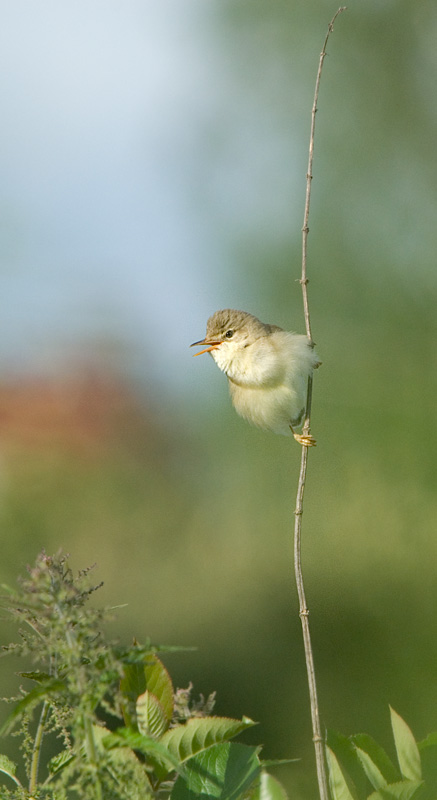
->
<box><xmin>225</xmin><ymin>330</ymin><xmax>234</xmax><ymax>339</ymax></box>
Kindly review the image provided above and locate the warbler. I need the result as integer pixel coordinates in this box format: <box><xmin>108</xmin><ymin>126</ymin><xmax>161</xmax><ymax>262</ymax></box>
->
<box><xmin>191</xmin><ymin>309</ymin><xmax>320</xmax><ymax>446</ymax></box>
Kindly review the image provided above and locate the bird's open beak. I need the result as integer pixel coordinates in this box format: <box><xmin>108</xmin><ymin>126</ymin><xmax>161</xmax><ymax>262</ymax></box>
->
<box><xmin>190</xmin><ymin>339</ymin><xmax>222</xmax><ymax>356</ymax></box>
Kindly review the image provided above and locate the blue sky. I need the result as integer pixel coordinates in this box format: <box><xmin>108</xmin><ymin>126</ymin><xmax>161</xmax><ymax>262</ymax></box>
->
<box><xmin>0</xmin><ymin>2</ymin><xmax>247</xmax><ymax>390</ymax></box>
<box><xmin>0</xmin><ymin>1</ymin><xmax>304</xmax><ymax>395</ymax></box>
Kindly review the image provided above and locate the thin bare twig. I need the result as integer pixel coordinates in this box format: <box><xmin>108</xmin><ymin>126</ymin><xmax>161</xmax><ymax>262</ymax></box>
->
<box><xmin>293</xmin><ymin>9</ymin><xmax>346</xmax><ymax>800</ymax></box>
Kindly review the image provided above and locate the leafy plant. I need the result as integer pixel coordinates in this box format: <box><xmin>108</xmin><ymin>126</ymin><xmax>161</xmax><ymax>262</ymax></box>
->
<box><xmin>326</xmin><ymin>707</ymin><xmax>437</xmax><ymax>800</ymax></box>
<box><xmin>0</xmin><ymin>552</ymin><xmax>286</xmax><ymax>800</ymax></box>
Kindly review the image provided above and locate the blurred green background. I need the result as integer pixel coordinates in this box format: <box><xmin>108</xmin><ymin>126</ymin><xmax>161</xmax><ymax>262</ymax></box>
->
<box><xmin>0</xmin><ymin>2</ymin><xmax>436</xmax><ymax>798</ymax></box>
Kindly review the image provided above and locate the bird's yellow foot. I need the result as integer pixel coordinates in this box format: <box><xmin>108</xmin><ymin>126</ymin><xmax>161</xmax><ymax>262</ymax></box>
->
<box><xmin>294</xmin><ymin>433</ymin><xmax>316</xmax><ymax>447</ymax></box>
<box><xmin>290</xmin><ymin>427</ymin><xmax>317</xmax><ymax>447</ymax></box>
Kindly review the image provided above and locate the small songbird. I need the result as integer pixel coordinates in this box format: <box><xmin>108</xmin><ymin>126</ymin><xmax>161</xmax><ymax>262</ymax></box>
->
<box><xmin>190</xmin><ymin>309</ymin><xmax>320</xmax><ymax>446</ymax></box>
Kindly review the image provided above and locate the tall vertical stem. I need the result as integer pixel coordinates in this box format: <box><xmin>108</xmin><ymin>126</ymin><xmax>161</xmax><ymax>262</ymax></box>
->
<box><xmin>29</xmin><ymin>701</ymin><xmax>50</xmax><ymax>795</ymax></box>
<box><xmin>293</xmin><ymin>9</ymin><xmax>346</xmax><ymax>800</ymax></box>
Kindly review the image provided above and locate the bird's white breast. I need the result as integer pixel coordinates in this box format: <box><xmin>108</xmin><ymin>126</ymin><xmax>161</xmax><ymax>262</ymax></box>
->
<box><xmin>211</xmin><ymin>332</ymin><xmax>317</xmax><ymax>435</ymax></box>
<box><xmin>211</xmin><ymin>335</ymin><xmax>283</xmax><ymax>386</ymax></box>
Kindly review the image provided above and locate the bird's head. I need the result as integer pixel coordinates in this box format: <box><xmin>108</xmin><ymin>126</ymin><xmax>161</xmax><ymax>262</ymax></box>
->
<box><xmin>190</xmin><ymin>309</ymin><xmax>267</xmax><ymax>358</ymax></box>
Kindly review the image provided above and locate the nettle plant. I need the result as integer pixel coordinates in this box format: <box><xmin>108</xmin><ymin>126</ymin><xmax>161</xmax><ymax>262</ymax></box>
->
<box><xmin>0</xmin><ymin>552</ymin><xmax>286</xmax><ymax>800</ymax></box>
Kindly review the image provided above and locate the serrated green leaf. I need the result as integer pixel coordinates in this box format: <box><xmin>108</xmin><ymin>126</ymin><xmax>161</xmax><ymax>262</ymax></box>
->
<box><xmin>103</xmin><ymin>728</ymin><xmax>182</xmax><ymax>774</ymax></box>
<box><xmin>90</xmin><ymin>725</ymin><xmax>154</xmax><ymax>799</ymax></box>
<box><xmin>352</xmin><ymin>734</ymin><xmax>399</xmax><ymax>784</ymax></box>
<box><xmin>390</xmin><ymin>708</ymin><xmax>421</xmax><ymax>782</ymax></box>
<box><xmin>144</xmin><ymin>653</ymin><xmax>174</xmax><ymax>722</ymax></box>
<box><xmin>0</xmin><ymin>755</ymin><xmax>17</xmax><ymax>776</ymax></box>
<box><xmin>0</xmin><ymin>754</ymin><xmax>21</xmax><ymax>787</ymax></box>
<box><xmin>253</xmin><ymin>770</ymin><xmax>289</xmax><ymax>800</ymax></box>
<box><xmin>355</xmin><ymin>747</ymin><xmax>387</xmax><ymax>791</ymax></box>
<box><xmin>0</xmin><ymin>679</ymin><xmax>65</xmax><ymax>735</ymax></box>
<box><xmin>326</xmin><ymin>747</ymin><xmax>356</xmax><ymax>800</ymax></box>
<box><xmin>48</xmin><ymin>749</ymin><xmax>75</xmax><ymax>775</ymax></box>
<box><xmin>162</xmin><ymin>716</ymin><xmax>257</xmax><ymax>765</ymax></box>
<box><xmin>368</xmin><ymin>779</ymin><xmax>423</xmax><ymax>800</ymax></box>
<box><xmin>137</xmin><ymin>690</ymin><xmax>169</xmax><ymax>738</ymax></box>
<box><xmin>171</xmin><ymin>742</ymin><xmax>260</xmax><ymax>800</ymax></box>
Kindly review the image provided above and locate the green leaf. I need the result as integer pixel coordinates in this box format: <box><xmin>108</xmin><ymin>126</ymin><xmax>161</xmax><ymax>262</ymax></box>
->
<box><xmin>326</xmin><ymin>730</ymin><xmax>368</xmax><ymax>797</ymax></box>
<box><xmin>161</xmin><ymin>716</ymin><xmax>257</xmax><ymax>765</ymax></box>
<box><xmin>390</xmin><ymin>708</ymin><xmax>421</xmax><ymax>781</ymax></box>
<box><xmin>326</xmin><ymin>729</ymin><xmax>366</xmax><ymax>796</ymax></box>
<box><xmin>19</xmin><ymin>671</ymin><xmax>52</xmax><ymax>682</ymax></box>
<box><xmin>120</xmin><ymin>661</ymin><xmax>148</xmax><ymax>728</ymax></box>
<box><xmin>0</xmin><ymin>755</ymin><xmax>17</xmax><ymax>776</ymax></box>
<box><xmin>352</xmin><ymin>734</ymin><xmax>399</xmax><ymax>784</ymax></box>
<box><xmin>103</xmin><ymin>728</ymin><xmax>182</xmax><ymax>773</ymax></box>
<box><xmin>355</xmin><ymin>747</ymin><xmax>387</xmax><ymax>791</ymax></box>
<box><xmin>171</xmin><ymin>742</ymin><xmax>260</xmax><ymax>800</ymax></box>
<box><xmin>120</xmin><ymin>651</ymin><xmax>174</xmax><ymax>730</ymax></box>
<box><xmin>137</xmin><ymin>690</ymin><xmax>169</xmax><ymax>738</ymax></box>
<box><xmin>368</xmin><ymin>779</ymin><xmax>423</xmax><ymax>800</ymax></box>
<box><xmin>0</xmin><ymin>679</ymin><xmax>65</xmax><ymax>735</ymax></box>
<box><xmin>90</xmin><ymin>725</ymin><xmax>154</xmax><ymax>800</ymax></box>
<box><xmin>144</xmin><ymin>653</ymin><xmax>174</xmax><ymax>722</ymax></box>
<box><xmin>326</xmin><ymin>747</ymin><xmax>356</xmax><ymax>800</ymax></box>
<box><xmin>0</xmin><ymin>754</ymin><xmax>21</xmax><ymax>787</ymax></box>
<box><xmin>417</xmin><ymin>735</ymin><xmax>437</xmax><ymax>798</ymax></box>
<box><xmin>418</xmin><ymin>732</ymin><xmax>437</xmax><ymax>749</ymax></box>
<box><xmin>48</xmin><ymin>749</ymin><xmax>75</xmax><ymax>775</ymax></box>
<box><xmin>252</xmin><ymin>770</ymin><xmax>289</xmax><ymax>800</ymax></box>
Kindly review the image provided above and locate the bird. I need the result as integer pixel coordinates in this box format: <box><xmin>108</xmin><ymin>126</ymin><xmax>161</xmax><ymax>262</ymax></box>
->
<box><xmin>190</xmin><ymin>309</ymin><xmax>320</xmax><ymax>446</ymax></box>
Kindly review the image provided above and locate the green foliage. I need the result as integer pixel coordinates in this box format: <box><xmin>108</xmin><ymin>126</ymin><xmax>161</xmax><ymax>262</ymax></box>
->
<box><xmin>251</xmin><ymin>771</ymin><xmax>290</xmax><ymax>800</ymax></box>
<box><xmin>327</xmin><ymin>708</ymin><xmax>437</xmax><ymax>800</ymax></box>
<box><xmin>0</xmin><ymin>552</ymin><xmax>286</xmax><ymax>800</ymax></box>
<box><xmin>171</xmin><ymin>742</ymin><xmax>261</xmax><ymax>800</ymax></box>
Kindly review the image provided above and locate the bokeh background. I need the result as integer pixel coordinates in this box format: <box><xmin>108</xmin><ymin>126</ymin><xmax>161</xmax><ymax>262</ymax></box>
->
<box><xmin>0</xmin><ymin>1</ymin><xmax>436</xmax><ymax>797</ymax></box>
